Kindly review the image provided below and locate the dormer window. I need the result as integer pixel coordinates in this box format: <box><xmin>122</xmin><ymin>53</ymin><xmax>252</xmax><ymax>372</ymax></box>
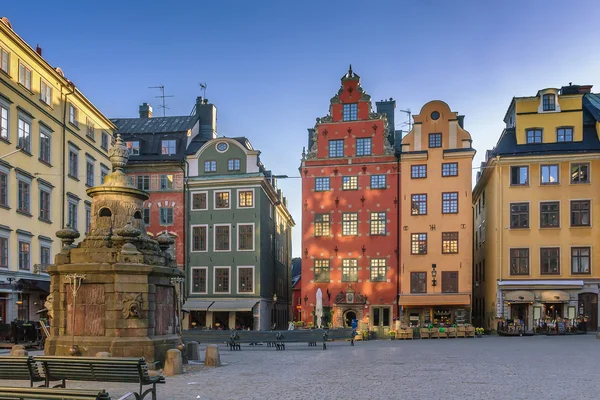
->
<box><xmin>526</xmin><ymin>129</ymin><xmax>542</xmax><ymax>144</ymax></box>
<box><xmin>126</xmin><ymin>141</ymin><xmax>140</xmax><ymax>155</ymax></box>
<box><xmin>343</xmin><ymin>103</ymin><xmax>358</xmax><ymax>121</ymax></box>
<box><xmin>161</xmin><ymin>139</ymin><xmax>176</xmax><ymax>155</ymax></box>
<box><xmin>557</xmin><ymin>127</ymin><xmax>573</xmax><ymax>142</ymax></box>
<box><xmin>542</xmin><ymin>94</ymin><xmax>555</xmax><ymax>111</ymax></box>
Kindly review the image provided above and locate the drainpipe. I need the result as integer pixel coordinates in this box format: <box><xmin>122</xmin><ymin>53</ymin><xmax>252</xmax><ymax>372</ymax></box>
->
<box><xmin>180</xmin><ymin>159</ymin><xmax>189</xmax><ymax>301</ymax></box>
<box><xmin>396</xmin><ymin>154</ymin><xmax>401</xmax><ymax>321</ymax></box>
<box><xmin>61</xmin><ymin>82</ymin><xmax>76</xmax><ymax>228</ymax></box>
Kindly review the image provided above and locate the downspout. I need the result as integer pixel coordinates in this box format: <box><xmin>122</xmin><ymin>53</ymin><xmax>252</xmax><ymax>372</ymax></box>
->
<box><xmin>396</xmin><ymin>154</ymin><xmax>401</xmax><ymax>320</ymax></box>
<box><xmin>496</xmin><ymin>157</ymin><xmax>503</xmax><ymax>322</ymax></box>
<box><xmin>181</xmin><ymin>159</ymin><xmax>190</xmax><ymax>301</ymax></box>
<box><xmin>61</xmin><ymin>82</ymin><xmax>76</xmax><ymax>228</ymax></box>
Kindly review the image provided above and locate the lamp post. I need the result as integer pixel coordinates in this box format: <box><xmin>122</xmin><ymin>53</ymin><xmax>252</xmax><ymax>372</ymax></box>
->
<box><xmin>272</xmin><ymin>293</ymin><xmax>278</xmax><ymax>330</ymax></box>
<box><xmin>431</xmin><ymin>264</ymin><xmax>437</xmax><ymax>290</ymax></box>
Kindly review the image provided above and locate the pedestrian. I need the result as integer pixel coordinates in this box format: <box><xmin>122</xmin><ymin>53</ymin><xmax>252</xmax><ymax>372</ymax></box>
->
<box><xmin>288</xmin><ymin>320</ymin><xmax>295</xmax><ymax>330</ymax></box>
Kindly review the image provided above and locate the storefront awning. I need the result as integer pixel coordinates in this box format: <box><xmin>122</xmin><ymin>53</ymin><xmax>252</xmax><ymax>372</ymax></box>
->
<box><xmin>504</xmin><ymin>290</ymin><xmax>535</xmax><ymax>303</ymax></box>
<box><xmin>399</xmin><ymin>293</ymin><xmax>471</xmax><ymax>307</ymax></box>
<box><xmin>18</xmin><ymin>278</ymin><xmax>50</xmax><ymax>293</ymax></box>
<box><xmin>540</xmin><ymin>290</ymin><xmax>571</xmax><ymax>303</ymax></box>
<box><xmin>183</xmin><ymin>299</ymin><xmax>259</xmax><ymax>312</ymax></box>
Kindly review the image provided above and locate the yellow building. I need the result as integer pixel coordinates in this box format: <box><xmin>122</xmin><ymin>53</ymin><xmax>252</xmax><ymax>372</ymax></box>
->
<box><xmin>0</xmin><ymin>17</ymin><xmax>115</xmax><ymax>322</ymax></box>
<box><xmin>473</xmin><ymin>84</ymin><xmax>600</xmax><ymax>333</ymax></box>
<box><xmin>399</xmin><ymin>101</ymin><xmax>475</xmax><ymax>327</ymax></box>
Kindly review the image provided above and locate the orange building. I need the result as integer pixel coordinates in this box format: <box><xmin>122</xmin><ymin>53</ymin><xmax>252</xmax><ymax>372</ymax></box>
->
<box><xmin>399</xmin><ymin>101</ymin><xmax>475</xmax><ymax>327</ymax></box>
<box><xmin>300</xmin><ymin>67</ymin><xmax>399</xmax><ymax>335</ymax></box>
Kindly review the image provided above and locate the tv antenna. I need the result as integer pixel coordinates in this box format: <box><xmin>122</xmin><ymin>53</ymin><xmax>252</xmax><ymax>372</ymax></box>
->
<box><xmin>398</xmin><ymin>108</ymin><xmax>412</xmax><ymax>132</ymax></box>
<box><xmin>199</xmin><ymin>82</ymin><xmax>207</xmax><ymax>99</ymax></box>
<box><xmin>149</xmin><ymin>85</ymin><xmax>174</xmax><ymax>117</ymax></box>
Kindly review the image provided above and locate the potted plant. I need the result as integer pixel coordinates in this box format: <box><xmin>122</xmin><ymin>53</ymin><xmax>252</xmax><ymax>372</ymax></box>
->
<box><xmin>475</xmin><ymin>327</ymin><xmax>484</xmax><ymax>338</ymax></box>
<box><xmin>388</xmin><ymin>330</ymin><xmax>397</xmax><ymax>340</ymax></box>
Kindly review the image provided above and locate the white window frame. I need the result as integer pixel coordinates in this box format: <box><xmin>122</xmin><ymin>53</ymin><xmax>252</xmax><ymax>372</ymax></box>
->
<box><xmin>85</xmin><ymin>156</ymin><xmax>95</xmax><ymax>187</ymax></box>
<box><xmin>68</xmin><ymin>144</ymin><xmax>79</xmax><ymax>179</ymax></box>
<box><xmin>39</xmin><ymin>126</ymin><xmax>52</xmax><ymax>164</ymax></box>
<box><xmin>190</xmin><ymin>224</ymin><xmax>208</xmax><ymax>253</ymax></box>
<box><xmin>213</xmin><ymin>266</ymin><xmax>231</xmax><ymax>294</ymax></box>
<box><xmin>0</xmin><ymin>163</ymin><xmax>10</xmax><ymax>208</ymax></box>
<box><xmin>237</xmin><ymin>223</ymin><xmax>255</xmax><ymax>252</ymax></box>
<box><xmin>213</xmin><ymin>223</ymin><xmax>231</xmax><ymax>252</ymax></box>
<box><xmin>17</xmin><ymin>231</ymin><xmax>32</xmax><ymax>271</ymax></box>
<box><xmin>0</xmin><ymin>98</ymin><xmax>10</xmax><ymax>141</ymax></box>
<box><xmin>101</xmin><ymin>131</ymin><xmax>110</xmax><ymax>150</ymax></box>
<box><xmin>40</xmin><ymin>79</ymin><xmax>52</xmax><ymax>105</ymax></box>
<box><xmin>237</xmin><ymin>265</ymin><xmax>255</xmax><ymax>294</ymax></box>
<box><xmin>0</xmin><ymin>46</ymin><xmax>9</xmax><ymax>75</ymax></box>
<box><xmin>38</xmin><ymin>182</ymin><xmax>52</xmax><ymax>222</ymax></box>
<box><xmin>237</xmin><ymin>188</ymin><xmax>255</xmax><ymax>209</ymax></box>
<box><xmin>17</xmin><ymin>114</ymin><xmax>32</xmax><ymax>153</ymax></box>
<box><xmin>18</xmin><ymin>61</ymin><xmax>32</xmax><ymax>90</ymax></box>
<box><xmin>214</xmin><ymin>190</ymin><xmax>231</xmax><ymax>210</ymax></box>
<box><xmin>190</xmin><ymin>266</ymin><xmax>208</xmax><ymax>294</ymax></box>
<box><xmin>0</xmin><ymin>227</ymin><xmax>11</xmax><ymax>269</ymax></box>
<box><xmin>16</xmin><ymin>170</ymin><xmax>32</xmax><ymax>214</ymax></box>
<box><xmin>190</xmin><ymin>191</ymin><xmax>208</xmax><ymax>211</ymax></box>
<box><xmin>69</xmin><ymin>104</ymin><xmax>78</xmax><ymax>126</ymax></box>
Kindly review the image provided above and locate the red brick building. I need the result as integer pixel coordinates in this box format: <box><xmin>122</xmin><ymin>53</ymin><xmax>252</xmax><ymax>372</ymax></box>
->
<box><xmin>300</xmin><ymin>67</ymin><xmax>400</xmax><ymax>334</ymax></box>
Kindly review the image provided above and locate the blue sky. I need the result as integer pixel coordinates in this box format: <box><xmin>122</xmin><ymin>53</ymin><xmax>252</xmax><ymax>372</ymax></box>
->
<box><xmin>4</xmin><ymin>0</ymin><xmax>599</xmax><ymax>256</ymax></box>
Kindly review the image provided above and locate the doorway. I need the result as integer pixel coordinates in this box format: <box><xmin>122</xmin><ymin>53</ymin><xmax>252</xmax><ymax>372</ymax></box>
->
<box><xmin>372</xmin><ymin>307</ymin><xmax>391</xmax><ymax>337</ymax></box>
<box><xmin>579</xmin><ymin>293</ymin><xmax>598</xmax><ymax>331</ymax></box>
<box><xmin>544</xmin><ymin>303</ymin><xmax>563</xmax><ymax>320</ymax></box>
<box><xmin>511</xmin><ymin>303</ymin><xmax>529</xmax><ymax>330</ymax></box>
<box><xmin>344</xmin><ymin>310</ymin><xmax>357</xmax><ymax>327</ymax></box>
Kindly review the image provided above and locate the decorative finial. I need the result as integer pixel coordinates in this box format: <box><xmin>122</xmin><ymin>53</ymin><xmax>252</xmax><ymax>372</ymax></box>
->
<box><xmin>108</xmin><ymin>134</ymin><xmax>129</xmax><ymax>173</ymax></box>
<box><xmin>349</xmin><ymin>64</ymin><xmax>353</xmax><ymax>76</ymax></box>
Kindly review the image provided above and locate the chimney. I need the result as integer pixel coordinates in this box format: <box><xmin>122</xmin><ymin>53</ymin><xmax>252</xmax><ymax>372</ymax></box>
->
<box><xmin>139</xmin><ymin>103</ymin><xmax>152</xmax><ymax>118</ymax></box>
<box><xmin>376</xmin><ymin>98</ymin><xmax>396</xmax><ymax>145</ymax></box>
<box><xmin>195</xmin><ymin>96</ymin><xmax>217</xmax><ymax>140</ymax></box>
<box><xmin>458</xmin><ymin>115</ymin><xmax>465</xmax><ymax>129</ymax></box>
<box><xmin>35</xmin><ymin>45</ymin><xmax>42</xmax><ymax>56</ymax></box>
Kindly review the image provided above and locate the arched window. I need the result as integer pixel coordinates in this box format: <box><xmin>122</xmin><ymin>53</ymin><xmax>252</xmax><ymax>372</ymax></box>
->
<box><xmin>99</xmin><ymin>207</ymin><xmax>112</xmax><ymax>217</ymax></box>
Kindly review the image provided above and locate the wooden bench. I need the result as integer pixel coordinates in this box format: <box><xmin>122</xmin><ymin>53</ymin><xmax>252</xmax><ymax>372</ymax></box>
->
<box><xmin>446</xmin><ymin>327</ymin><xmax>457</xmax><ymax>338</ymax></box>
<box><xmin>465</xmin><ymin>326</ymin><xmax>476</xmax><ymax>338</ymax></box>
<box><xmin>34</xmin><ymin>356</ymin><xmax>164</xmax><ymax>400</ymax></box>
<box><xmin>274</xmin><ymin>330</ymin><xmax>329</xmax><ymax>350</ymax></box>
<box><xmin>228</xmin><ymin>331</ymin><xmax>280</xmax><ymax>351</ymax></box>
<box><xmin>419</xmin><ymin>328</ymin><xmax>430</xmax><ymax>339</ymax></box>
<box><xmin>0</xmin><ymin>386</ymin><xmax>112</xmax><ymax>399</ymax></box>
<box><xmin>0</xmin><ymin>356</ymin><xmax>45</xmax><ymax>387</ymax></box>
<box><xmin>325</xmin><ymin>328</ymin><xmax>354</xmax><ymax>345</ymax></box>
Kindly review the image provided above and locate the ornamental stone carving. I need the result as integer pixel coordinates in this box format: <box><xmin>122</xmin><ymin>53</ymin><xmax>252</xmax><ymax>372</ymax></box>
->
<box><xmin>108</xmin><ymin>134</ymin><xmax>129</xmax><ymax>172</ymax></box>
<box><xmin>120</xmin><ymin>293</ymin><xmax>143</xmax><ymax>319</ymax></box>
<box><xmin>44</xmin><ymin>293</ymin><xmax>54</xmax><ymax>320</ymax></box>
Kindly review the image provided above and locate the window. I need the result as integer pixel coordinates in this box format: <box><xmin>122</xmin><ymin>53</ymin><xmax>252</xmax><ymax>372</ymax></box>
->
<box><xmin>411</xmin><ymin>165</ymin><xmax>426</xmax><ymax>179</ymax></box>
<box><xmin>215</xmin><ymin>191</ymin><xmax>230</xmax><ymax>209</ymax></box>
<box><xmin>86</xmin><ymin>160</ymin><xmax>94</xmax><ymax>186</ymax></box>
<box><xmin>540</xmin><ymin>201</ymin><xmax>560</xmax><ymax>228</ymax></box>
<box><xmin>192</xmin><ymin>192</ymin><xmax>207</xmax><ymax>210</ymax></box>
<box><xmin>238</xmin><ymin>224</ymin><xmax>254</xmax><ymax>251</ymax></box>
<box><xmin>342</xmin><ymin>213</ymin><xmax>358</xmax><ymax>236</ymax></box>
<box><xmin>342</xmin><ymin>176</ymin><xmax>358</xmax><ymax>190</ymax></box>
<box><xmin>343</xmin><ymin>103</ymin><xmax>358</xmax><ymax>121</ymax></box>
<box><xmin>227</xmin><ymin>159</ymin><xmax>241</xmax><ymax>171</ymax></box>
<box><xmin>17</xmin><ymin>180</ymin><xmax>30</xmax><ymax>214</ymax></box>
<box><xmin>570</xmin><ymin>200</ymin><xmax>590</xmax><ymax>226</ymax></box>
<box><xmin>410</xmin><ymin>272</ymin><xmax>427</xmax><ymax>293</ymax></box>
<box><xmin>126</xmin><ymin>141</ymin><xmax>140</xmax><ymax>155</ymax></box>
<box><xmin>442</xmin><ymin>192</ymin><xmax>458</xmax><ymax>214</ymax></box>
<box><xmin>342</xmin><ymin>259</ymin><xmax>358</xmax><ymax>282</ymax></box>
<box><xmin>370</xmin><ymin>259</ymin><xmax>386</xmax><ymax>282</ymax></box>
<box><xmin>18</xmin><ymin>62</ymin><xmax>31</xmax><ymax>90</ymax></box>
<box><xmin>526</xmin><ymin>129</ymin><xmax>542</xmax><ymax>144</ymax></box>
<box><xmin>215</xmin><ymin>225</ymin><xmax>230</xmax><ymax>251</ymax></box>
<box><xmin>315</xmin><ymin>177</ymin><xmax>330</xmax><ymax>191</ymax></box>
<box><xmin>356</xmin><ymin>138</ymin><xmax>372</xmax><ymax>156</ymax></box>
<box><xmin>510</xmin><ymin>248</ymin><xmax>529</xmax><ymax>275</ymax></box>
<box><xmin>238</xmin><ymin>267</ymin><xmax>254</xmax><ymax>293</ymax></box>
<box><xmin>214</xmin><ymin>267</ymin><xmax>230</xmax><ymax>293</ymax></box>
<box><xmin>442</xmin><ymin>232</ymin><xmax>458</xmax><ymax>254</ymax></box>
<box><xmin>18</xmin><ymin>241</ymin><xmax>30</xmax><ymax>270</ymax></box>
<box><xmin>101</xmin><ymin>131</ymin><xmax>110</xmax><ymax>150</ymax></box>
<box><xmin>136</xmin><ymin>175</ymin><xmax>150</xmax><ymax>191</ymax></box>
<box><xmin>411</xmin><ymin>233</ymin><xmax>427</xmax><ymax>254</ymax></box>
<box><xmin>540</xmin><ymin>164</ymin><xmax>559</xmax><ymax>184</ymax></box>
<box><xmin>571</xmin><ymin>163</ymin><xmax>589</xmax><ymax>183</ymax></box>
<box><xmin>442</xmin><ymin>271</ymin><xmax>458</xmax><ymax>293</ymax></box>
<box><xmin>429</xmin><ymin>133</ymin><xmax>442</xmax><ymax>148</ymax></box>
<box><xmin>40</xmin><ymin>81</ymin><xmax>52</xmax><ymax>105</ymax></box>
<box><xmin>204</xmin><ymin>160</ymin><xmax>216</xmax><ymax>172</ymax></box>
<box><xmin>239</xmin><ymin>190</ymin><xmax>253</xmax><ymax>207</ymax></box>
<box><xmin>69</xmin><ymin>104</ymin><xmax>78</xmax><ymax>126</ymax></box>
<box><xmin>159</xmin><ymin>207</ymin><xmax>173</xmax><ymax>225</ymax></box>
<box><xmin>370</xmin><ymin>175</ymin><xmax>386</xmax><ymax>189</ymax></box>
<box><xmin>314</xmin><ymin>260</ymin><xmax>330</xmax><ymax>282</ymax></box>
<box><xmin>541</xmin><ymin>248</ymin><xmax>560</xmax><ymax>275</ymax></box>
<box><xmin>143</xmin><ymin>208</ymin><xmax>150</xmax><ymax>224</ymax></box>
<box><xmin>510</xmin><ymin>166</ymin><xmax>529</xmax><ymax>186</ymax></box>
<box><xmin>68</xmin><ymin>149</ymin><xmax>78</xmax><ymax>178</ymax></box>
<box><xmin>86</xmin><ymin>119</ymin><xmax>95</xmax><ymax>140</ymax></box>
<box><xmin>557</xmin><ymin>127</ymin><xmax>573</xmax><ymax>142</ymax></box>
<box><xmin>40</xmin><ymin>245</ymin><xmax>51</xmax><ymax>268</ymax></box>
<box><xmin>0</xmin><ymin>103</ymin><xmax>8</xmax><ymax>141</ymax></box>
<box><xmin>39</xmin><ymin>189</ymin><xmax>51</xmax><ymax>221</ymax></box>
<box><xmin>17</xmin><ymin>118</ymin><xmax>31</xmax><ymax>153</ymax></box>
<box><xmin>542</xmin><ymin>94</ymin><xmax>555</xmax><ymax>111</ymax></box>
<box><xmin>0</xmin><ymin>237</ymin><xmax>7</xmax><ymax>268</ymax></box>
<box><xmin>85</xmin><ymin>204</ymin><xmax>91</xmax><ymax>234</ymax></box>
<box><xmin>191</xmin><ymin>226</ymin><xmax>207</xmax><ymax>251</ymax></box>
<box><xmin>39</xmin><ymin>130</ymin><xmax>51</xmax><ymax>164</ymax></box>
<box><xmin>329</xmin><ymin>140</ymin><xmax>344</xmax><ymax>158</ymax></box>
<box><xmin>510</xmin><ymin>203</ymin><xmax>529</xmax><ymax>228</ymax></box>
<box><xmin>314</xmin><ymin>214</ymin><xmax>330</xmax><ymax>236</ymax></box>
<box><xmin>571</xmin><ymin>247</ymin><xmax>591</xmax><ymax>274</ymax></box>
<box><xmin>0</xmin><ymin>171</ymin><xmax>7</xmax><ymax>207</ymax></box>
<box><xmin>100</xmin><ymin>166</ymin><xmax>109</xmax><ymax>184</ymax></box>
<box><xmin>442</xmin><ymin>162</ymin><xmax>458</xmax><ymax>177</ymax></box>
<box><xmin>0</xmin><ymin>47</ymin><xmax>8</xmax><ymax>74</ymax></box>
<box><xmin>161</xmin><ymin>140</ymin><xmax>176</xmax><ymax>155</ymax></box>
<box><xmin>159</xmin><ymin>174</ymin><xmax>173</xmax><ymax>190</ymax></box>
<box><xmin>67</xmin><ymin>201</ymin><xmax>77</xmax><ymax>229</ymax></box>
<box><xmin>411</xmin><ymin>194</ymin><xmax>427</xmax><ymax>215</ymax></box>
<box><xmin>370</xmin><ymin>212</ymin><xmax>386</xmax><ymax>235</ymax></box>
<box><xmin>191</xmin><ymin>268</ymin><xmax>207</xmax><ymax>293</ymax></box>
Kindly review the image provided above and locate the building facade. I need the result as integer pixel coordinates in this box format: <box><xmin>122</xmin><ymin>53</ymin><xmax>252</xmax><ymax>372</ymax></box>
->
<box><xmin>300</xmin><ymin>67</ymin><xmax>399</xmax><ymax>334</ymax></box>
<box><xmin>473</xmin><ymin>85</ymin><xmax>600</xmax><ymax>332</ymax></box>
<box><xmin>183</xmin><ymin>137</ymin><xmax>294</xmax><ymax>331</ymax></box>
<box><xmin>111</xmin><ymin>98</ymin><xmax>217</xmax><ymax>271</ymax></box>
<box><xmin>0</xmin><ymin>17</ymin><xmax>115</xmax><ymax>322</ymax></box>
<box><xmin>399</xmin><ymin>101</ymin><xmax>475</xmax><ymax>327</ymax></box>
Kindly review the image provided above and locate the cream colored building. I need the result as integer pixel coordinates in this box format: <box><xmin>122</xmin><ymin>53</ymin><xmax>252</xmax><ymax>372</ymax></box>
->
<box><xmin>0</xmin><ymin>17</ymin><xmax>115</xmax><ymax>322</ymax></box>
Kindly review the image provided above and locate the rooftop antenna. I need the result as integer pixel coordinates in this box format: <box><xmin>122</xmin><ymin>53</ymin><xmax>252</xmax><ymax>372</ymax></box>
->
<box><xmin>149</xmin><ymin>85</ymin><xmax>174</xmax><ymax>117</ymax></box>
<box><xmin>398</xmin><ymin>108</ymin><xmax>412</xmax><ymax>132</ymax></box>
<box><xmin>199</xmin><ymin>82</ymin><xmax>207</xmax><ymax>99</ymax></box>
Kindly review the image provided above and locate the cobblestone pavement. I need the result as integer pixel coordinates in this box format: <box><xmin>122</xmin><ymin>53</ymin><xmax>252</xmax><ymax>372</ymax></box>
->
<box><xmin>1</xmin><ymin>335</ymin><xmax>598</xmax><ymax>399</ymax></box>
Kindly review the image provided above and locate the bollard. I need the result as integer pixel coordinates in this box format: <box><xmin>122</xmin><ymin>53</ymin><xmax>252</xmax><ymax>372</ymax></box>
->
<box><xmin>204</xmin><ymin>345</ymin><xmax>221</xmax><ymax>367</ymax></box>
<box><xmin>186</xmin><ymin>341</ymin><xmax>201</xmax><ymax>362</ymax></box>
<box><xmin>163</xmin><ymin>349</ymin><xmax>183</xmax><ymax>376</ymax></box>
<box><xmin>95</xmin><ymin>352</ymin><xmax>111</xmax><ymax>358</ymax></box>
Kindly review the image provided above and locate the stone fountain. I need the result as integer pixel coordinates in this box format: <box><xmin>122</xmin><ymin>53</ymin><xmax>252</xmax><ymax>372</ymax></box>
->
<box><xmin>45</xmin><ymin>135</ymin><xmax>184</xmax><ymax>363</ymax></box>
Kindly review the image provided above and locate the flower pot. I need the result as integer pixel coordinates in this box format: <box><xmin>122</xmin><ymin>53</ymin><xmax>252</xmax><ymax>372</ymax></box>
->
<box><xmin>476</xmin><ymin>334</ymin><xmax>483</xmax><ymax>338</ymax></box>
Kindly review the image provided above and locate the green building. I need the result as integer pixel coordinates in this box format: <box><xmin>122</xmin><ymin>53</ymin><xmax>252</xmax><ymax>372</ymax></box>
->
<box><xmin>183</xmin><ymin>137</ymin><xmax>294</xmax><ymax>331</ymax></box>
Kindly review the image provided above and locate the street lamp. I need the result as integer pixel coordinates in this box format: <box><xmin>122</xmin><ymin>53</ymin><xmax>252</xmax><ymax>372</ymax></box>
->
<box><xmin>272</xmin><ymin>293</ymin><xmax>278</xmax><ymax>330</ymax></box>
<box><xmin>431</xmin><ymin>264</ymin><xmax>437</xmax><ymax>288</ymax></box>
